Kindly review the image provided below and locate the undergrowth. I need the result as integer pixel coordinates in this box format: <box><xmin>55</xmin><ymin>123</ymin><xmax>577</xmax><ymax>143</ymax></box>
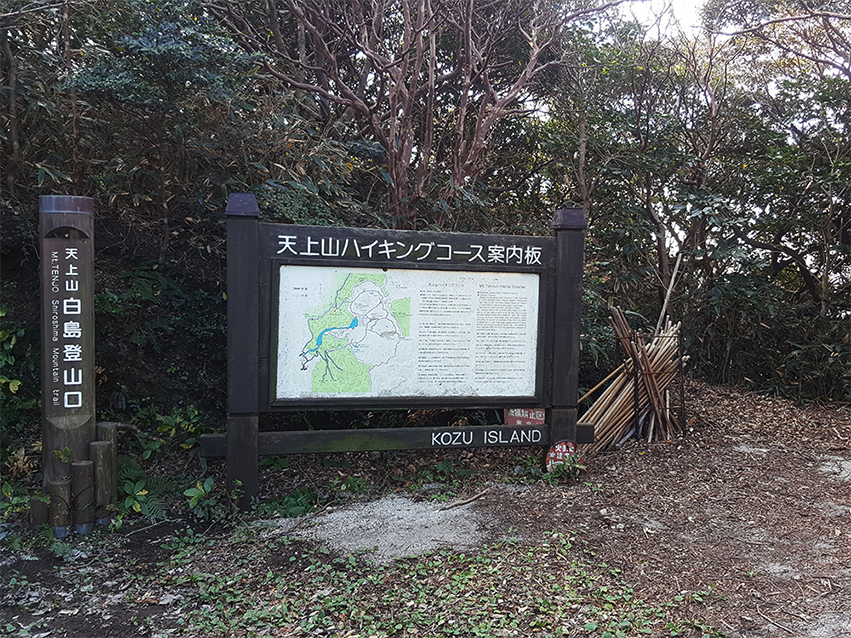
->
<box><xmin>103</xmin><ymin>530</ymin><xmax>721</xmax><ymax>637</ymax></box>
<box><xmin>0</xmin><ymin>525</ymin><xmax>721</xmax><ymax>637</ymax></box>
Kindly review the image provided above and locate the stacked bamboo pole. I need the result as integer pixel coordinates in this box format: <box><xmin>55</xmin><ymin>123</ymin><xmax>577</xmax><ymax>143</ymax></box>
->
<box><xmin>582</xmin><ymin>307</ymin><xmax>686</xmax><ymax>454</ymax></box>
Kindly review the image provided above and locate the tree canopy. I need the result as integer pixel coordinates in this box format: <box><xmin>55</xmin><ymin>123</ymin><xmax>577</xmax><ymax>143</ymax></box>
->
<box><xmin>1</xmin><ymin>0</ymin><xmax>849</xmax><ymax>409</ymax></box>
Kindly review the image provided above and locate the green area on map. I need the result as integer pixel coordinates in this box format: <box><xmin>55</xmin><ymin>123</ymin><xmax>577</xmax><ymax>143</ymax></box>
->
<box><xmin>311</xmin><ymin>346</ymin><xmax>371</xmax><ymax>393</ymax></box>
<box><xmin>390</xmin><ymin>298</ymin><xmax>411</xmax><ymax>337</ymax></box>
<box><xmin>301</xmin><ymin>271</ymin><xmax>412</xmax><ymax>394</ymax></box>
<box><xmin>304</xmin><ymin>306</ymin><xmax>355</xmax><ymax>350</ymax></box>
<box><xmin>333</xmin><ymin>272</ymin><xmax>385</xmax><ymax>307</ymax></box>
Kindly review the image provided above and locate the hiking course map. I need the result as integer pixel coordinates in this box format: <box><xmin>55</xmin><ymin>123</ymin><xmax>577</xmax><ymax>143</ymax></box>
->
<box><xmin>276</xmin><ymin>265</ymin><xmax>541</xmax><ymax>401</ymax></box>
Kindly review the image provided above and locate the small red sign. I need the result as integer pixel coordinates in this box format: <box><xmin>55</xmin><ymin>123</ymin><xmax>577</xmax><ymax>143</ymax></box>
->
<box><xmin>545</xmin><ymin>440</ymin><xmax>577</xmax><ymax>473</ymax></box>
<box><xmin>504</xmin><ymin>408</ymin><xmax>546</xmax><ymax>426</ymax></box>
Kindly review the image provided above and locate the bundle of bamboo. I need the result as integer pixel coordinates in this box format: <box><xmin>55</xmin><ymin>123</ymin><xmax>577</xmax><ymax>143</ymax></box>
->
<box><xmin>581</xmin><ymin>307</ymin><xmax>687</xmax><ymax>454</ymax></box>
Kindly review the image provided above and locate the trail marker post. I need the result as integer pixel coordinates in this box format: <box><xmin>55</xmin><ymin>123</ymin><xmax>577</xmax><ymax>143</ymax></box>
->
<box><xmin>40</xmin><ymin>197</ymin><xmax>96</xmax><ymax>477</ymax></box>
<box><xmin>38</xmin><ymin>196</ymin><xmax>115</xmax><ymax>532</ymax></box>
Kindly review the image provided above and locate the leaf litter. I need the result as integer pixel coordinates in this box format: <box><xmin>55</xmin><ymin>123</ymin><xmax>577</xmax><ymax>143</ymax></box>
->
<box><xmin>1</xmin><ymin>379</ymin><xmax>850</xmax><ymax>637</ymax></box>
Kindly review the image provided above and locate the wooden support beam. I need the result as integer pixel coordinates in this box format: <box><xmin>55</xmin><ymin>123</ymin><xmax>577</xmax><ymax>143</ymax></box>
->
<box><xmin>225</xmin><ymin>194</ymin><xmax>260</xmax><ymax>509</ymax></box>
<box><xmin>202</xmin><ymin>424</ymin><xmax>552</xmax><ymax>458</ymax></box>
<box><xmin>96</xmin><ymin>422</ymin><xmax>118</xmax><ymax>507</ymax></box>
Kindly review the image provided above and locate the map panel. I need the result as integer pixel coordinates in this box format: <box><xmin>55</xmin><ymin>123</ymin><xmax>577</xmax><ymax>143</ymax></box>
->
<box><xmin>276</xmin><ymin>266</ymin><xmax>540</xmax><ymax>400</ymax></box>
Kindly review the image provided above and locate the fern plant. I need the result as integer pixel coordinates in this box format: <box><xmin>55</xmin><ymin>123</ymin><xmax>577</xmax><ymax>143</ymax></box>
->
<box><xmin>116</xmin><ymin>458</ymin><xmax>168</xmax><ymax>521</ymax></box>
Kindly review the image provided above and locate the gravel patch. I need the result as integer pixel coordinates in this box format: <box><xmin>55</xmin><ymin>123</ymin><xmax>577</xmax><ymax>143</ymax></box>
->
<box><xmin>819</xmin><ymin>457</ymin><xmax>851</xmax><ymax>482</ymax></box>
<box><xmin>294</xmin><ymin>493</ymin><xmax>492</xmax><ymax>563</ymax></box>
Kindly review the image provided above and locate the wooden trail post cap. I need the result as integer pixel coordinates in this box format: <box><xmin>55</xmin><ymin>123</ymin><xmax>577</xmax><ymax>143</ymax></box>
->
<box><xmin>39</xmin><ymin>195</ymin><xmax>94</xmax><ymax>214</ymax></box>
<box><xmin>551</xmin><ymin>207</ymin><xmax>587</xmax><ymax>230</ymax></box>
<box><xmin>226</xmin><ymin>193</ymin><xmax>260</xmax><ymax>217</ymax></box>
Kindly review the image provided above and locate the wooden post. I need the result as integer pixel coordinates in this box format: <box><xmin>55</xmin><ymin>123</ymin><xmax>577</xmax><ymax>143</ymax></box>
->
<box><xmin>633</xmin><ymin>331</ymin><xmax>640</xmax><ymax>434</ymax></box>
<box><xmin>549</xmin><ymin>208</ymin><xmax>587</xmax><ymax>446</ymax></box>
<box><xmin>96</xmin><ymin>422</ymin><xmax>119</xmax><ymax>507</ymax></box>
<box><xmin>71</xmin><ymin>460</ymin><xmax>94</xmax><ymax>533</ymax></box>
<box><xmin>226</xmin><ymin>194</ymin><xmax>260</xmax><ymax>510</ymax></box>
<box><xmin>40</xmin><ymin>196</ymin><xmax>96</xmax><ymax>488</ymax></box>
<box><xmin>28</xmin><ymin>498</ymin><xmax>49</xmax><ymax>525</ymax></box>
<box><xmin>89</xmin><ymin>440</ymin><xmax>114</xmax><ymax>524</ymax></box>
<box><xmin>48</xmin><ymin>478</ymin><xmax>71</xmax><ymax>538</ymax></box>
<box><xmin>678</xmin><ymin>333</ymin><xmax>686</xmax><ymax>429</ymax></box>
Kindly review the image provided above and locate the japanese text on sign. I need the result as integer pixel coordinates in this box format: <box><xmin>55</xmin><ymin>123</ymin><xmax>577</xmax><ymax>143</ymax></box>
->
<box><xmin>504</xmin><ymin>408</ymin><xmax>546</xmax><ymax>426</ymax></box>
<box><xmin>276</xmin><ymin>235</ymin><xmax>543</xmax><ymax>266</ymax></box>
<box><xmin>48</xmin><ymin>246</ymin><xmax>86</xmax><ymax>410</ymax></box>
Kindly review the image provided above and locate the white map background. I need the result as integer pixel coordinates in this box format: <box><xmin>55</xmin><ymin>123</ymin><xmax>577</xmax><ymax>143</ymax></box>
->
<box><xmin>276</xmin><ymin>265</ymin><xmax>540</xmax><ymax>400</ymax></box>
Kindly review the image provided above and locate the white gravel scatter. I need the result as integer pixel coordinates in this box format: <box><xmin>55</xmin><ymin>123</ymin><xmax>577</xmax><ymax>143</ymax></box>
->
<box><xmin>819</xmin><ymin>457</ymin><xmax>851</xmax><ymax>482</ymax></box>
<box><xmin>297</xmin><ymin>493</ymin><xmax>490</xmax><ymax>563</ymax></box>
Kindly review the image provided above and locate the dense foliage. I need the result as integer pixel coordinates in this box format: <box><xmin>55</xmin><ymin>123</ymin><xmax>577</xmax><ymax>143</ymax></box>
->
<box><xmin>1</xmin><ymin>0</ymin><xmax>849</xmax><ymax>453</ymax></box>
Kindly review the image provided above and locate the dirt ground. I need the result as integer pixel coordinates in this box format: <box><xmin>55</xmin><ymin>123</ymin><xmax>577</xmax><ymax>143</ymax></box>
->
<box><xmin>492</xmin><ymin>382</ymin><xmax>851</xmax><ymax>637</ymax></box>
<box><xmin>2</xmin><ymin>380</ymin><xmax>850</xmax><ymax>637</ymax></box>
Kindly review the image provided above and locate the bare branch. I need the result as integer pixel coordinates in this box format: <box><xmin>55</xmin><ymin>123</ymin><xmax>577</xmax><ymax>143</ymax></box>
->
<box><xmin>718</xmin><ymin>11</ymin><xmax>851</xmax><ymax>38</ymax></box>
<box><xmin>210</xmin><ymin>0</ymin><xmax>625</xmax><ymax>224</ymax></box>
<box><xmin>1</xmin><ymin>0</ymin><xmax>90</xmax><ymax>21</ymax></box>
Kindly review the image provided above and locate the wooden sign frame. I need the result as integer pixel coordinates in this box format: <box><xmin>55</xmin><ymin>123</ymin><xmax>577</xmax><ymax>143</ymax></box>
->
<box><xmin>200</xmin><ymin>194</ymin><xmax>592</xmax><ymax>507</ymax></box>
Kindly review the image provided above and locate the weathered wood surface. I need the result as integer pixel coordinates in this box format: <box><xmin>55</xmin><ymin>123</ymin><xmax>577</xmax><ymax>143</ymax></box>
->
<box><xmin>71</xmin><ymin>460</ymin><xmax>94</xmax><ymax>533</ymax></box>
<box><xmin>89</xmin><ymin>440</ymin><xmax>114</xmax><ymax>523</ymax></box>
<box><xmin>202</xmin><ymin>424</ymin><xmax>553</xmax><ymax>457</ymax></box>
<box><xmin>48</xmin><ymin>478</ymin><xmax>71</xmax><ymax>535</ymax></box>
<box><xmin>550</xmin><ymin>208</ymin><xmax>586</xmax><ymax>410</ymax></box>
<box><xmin>225</xmin><ymin>194</ymin><xmax>261</xmax><ymax>508</ymax></box>
<box><xmin>227</xmin><ymin>415</ymin><xmax>258</xmax><ymax>510</ymax></box>
<box><xmin>40</xmin><ymin>196</ymin><xmax>96</xmax><ymax>486</ymax></box>
<box><xmin>96</xmin><ymin>421</ymin><xmax>119</xmax><ymax>505</ymax></box>
<box><xmin>582</xmin><ymin>308</ymin><xmax>686</xmax><ymax>452</ymax></box>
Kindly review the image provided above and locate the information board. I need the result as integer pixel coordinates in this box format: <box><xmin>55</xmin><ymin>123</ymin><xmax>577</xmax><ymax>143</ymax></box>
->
<box><xmin>198</xmin><ymin>194</ymin><xmax>591</xmax><ymax>509</ymax></box>
<box><xmin>276</xmin><ymin>266</ymin><xmax>540</xmax><ymax>400</ymax></box>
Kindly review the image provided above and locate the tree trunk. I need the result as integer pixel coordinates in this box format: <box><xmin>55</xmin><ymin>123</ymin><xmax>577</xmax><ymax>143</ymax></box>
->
<box><xmin>576</xmin><ymin>108</ymin><xmax>591</xmax><ymax>222</ymax></box>
<box><xmin>63</xmin><ymin>0</ymin><xmax>80</xmax><ymax>193</ymax></box>
<box><xmin>157</xmin><ymin>116</ymin><xmax>170</xmax><ymax>264</ymax></box>
<box><xmin>644</xmin><ymin>173</ymin><xmax>669</xmax><ymax>306</ymax></box>
<box><xmin>266</xmin><ymin>0</ymin><xmax>286</xmax><ymax>54</ymax></box>
<box><xmin>1</xmin><ymin>26</ymin><xmax>20</xmax><ymax>197</ymax></box>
